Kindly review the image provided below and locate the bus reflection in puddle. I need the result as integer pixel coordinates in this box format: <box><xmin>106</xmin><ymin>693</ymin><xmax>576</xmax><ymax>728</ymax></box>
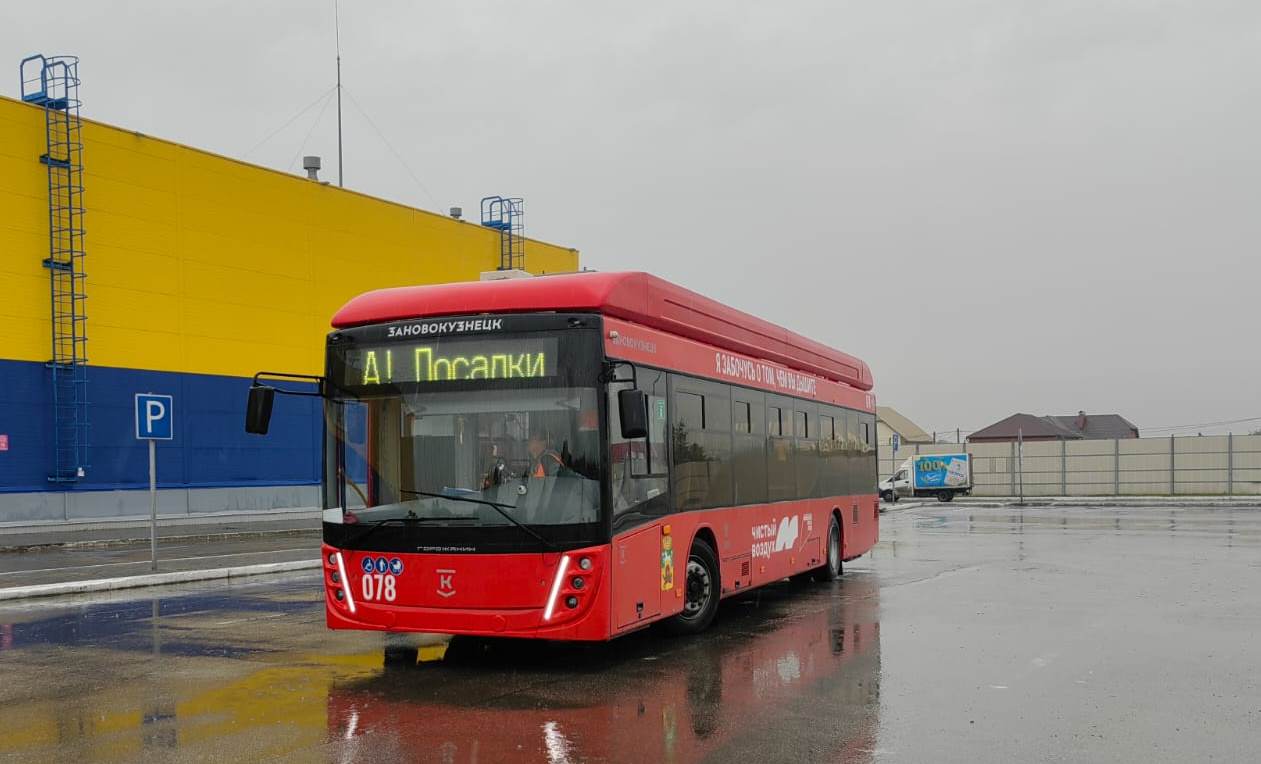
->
<box><xmin>326</xmin><ymin>576</ymin><xmax>880</xmax><ymax>763</ymax></box>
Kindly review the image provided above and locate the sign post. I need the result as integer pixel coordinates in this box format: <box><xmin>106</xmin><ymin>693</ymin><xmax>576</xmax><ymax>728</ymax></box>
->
<box><xmin>135</xmin><ymin>393</ymin><xmax>174</xmax><ymax>572</ymax></box>
<box><xmin>889</xmin><ymin>433</ymin><xmax>900</xmax><ymax>495</ymax></box>
<box><xmin>1017</xmin><ymin>427</ymin><xmax>1025</xmax><ymax>506</ymax></box>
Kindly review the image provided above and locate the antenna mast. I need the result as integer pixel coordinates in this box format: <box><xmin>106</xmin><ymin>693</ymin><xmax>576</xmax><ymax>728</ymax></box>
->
<box><xmin>335</xmin><ymin>0</ymin><xmax>343</xmax><ymax>187</ymax></box>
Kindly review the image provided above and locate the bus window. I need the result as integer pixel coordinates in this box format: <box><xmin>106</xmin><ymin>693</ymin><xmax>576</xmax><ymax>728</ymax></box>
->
<box><xmin>820</xmin><ymin>414</ymin><xmax>835</xmax><ymax>441</ymax></box>
<box><xmin>609</xmin><ymin>372</ymin><xmax>668</xmax><ymax>521</ymax></box>
<box><xmin>767</xmin><ymin>396</ymin><xmax>794</xmax><ymax>501</ymax></box>
<box><xmin>671</xmin><ymin>383</ymin><xmax>732</xmax><ymax>510</ymax></box>
<box><xmin>733</xmin><ymin>401</ymin><xmax>751</xmax><ymax>433</ymax></box>
<box><xmin>733</xmin><ymin>392</ymin><xmax>766</xmax><ymax>504</ymax></box>
<box><xmin>768</xmin><ymin>406</ymin><xmax>783</xmax><ymax>437</ymax></box>
<box><xmin>818</xmin><ymin>407</ymin><xmax>845</xmax><ymax>498</ymax></box>
<box><xmin>795</xmin><ymin>402</ymin><xmax>820</xmax><ymax>498</ymax></box>
<box><xmin>845</xmin><ymin>410</ymin><xmax>862</xmax><ymax>496</ymax></box>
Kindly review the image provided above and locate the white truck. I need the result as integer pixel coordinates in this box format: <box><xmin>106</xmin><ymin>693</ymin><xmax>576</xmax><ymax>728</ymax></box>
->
<box><xmin>879</xmin><ymin>453</ymin><xmax>972</xmax><ymax>503</ymax></box>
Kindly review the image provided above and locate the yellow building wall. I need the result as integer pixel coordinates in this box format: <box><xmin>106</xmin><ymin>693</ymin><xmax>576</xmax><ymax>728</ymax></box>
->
<box><xmin>0</xmin><ymin>95</ymin><xmax>579</xmax><ymax>379</ymax></box>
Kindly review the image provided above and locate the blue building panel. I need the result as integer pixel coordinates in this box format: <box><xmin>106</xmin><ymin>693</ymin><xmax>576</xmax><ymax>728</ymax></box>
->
<box><xmin>0</xmin><ymin>359</ymin><xmax>320</xmax><ymax>493</ymax></box>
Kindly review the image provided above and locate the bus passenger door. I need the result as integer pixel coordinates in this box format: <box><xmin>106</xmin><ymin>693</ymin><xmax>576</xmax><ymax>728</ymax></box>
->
<box><xmin>612</xmin><ymin>524</ymin><xmax>663</xmax><ymax>630</ymax></box>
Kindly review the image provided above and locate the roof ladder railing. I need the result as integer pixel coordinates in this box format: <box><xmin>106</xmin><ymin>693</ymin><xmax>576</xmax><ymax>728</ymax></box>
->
<box><xmin>22</xmin><ymin>53</ymin><xmax>90</xmax><ymax>483</ymax></box>
<box><xmin>480</xmin><ymin>195</ymin><xmax>525</xmax><ymax>271</ymax></box>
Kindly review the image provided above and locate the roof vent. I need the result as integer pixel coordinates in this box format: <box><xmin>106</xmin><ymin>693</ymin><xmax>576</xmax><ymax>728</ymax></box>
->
<box><xmin>302</xmin><ymin>155</ymin><xmax>321</xmax><ymax>181</ymax></box>
<box><xmin>480</xmin><ymin>269</ymin><xmax>533</xmax><ymax>281</ymax></box>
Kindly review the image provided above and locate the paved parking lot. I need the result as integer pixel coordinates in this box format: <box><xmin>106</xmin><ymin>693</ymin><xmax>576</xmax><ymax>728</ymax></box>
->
<box><xmin>0</xmin><ymin>505</ymin><xmax>1258</xmax><ymax>762</ymax></box>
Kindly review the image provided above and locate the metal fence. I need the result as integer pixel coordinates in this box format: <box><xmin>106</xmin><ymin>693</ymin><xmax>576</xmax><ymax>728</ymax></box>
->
<box><xmin>879</xmin><ymin>434</ymin><xmax>1261</xmax><ymax>496</ymax></box>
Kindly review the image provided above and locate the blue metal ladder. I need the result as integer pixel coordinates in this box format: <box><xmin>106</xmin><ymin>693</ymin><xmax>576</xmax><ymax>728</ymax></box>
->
<box><xmin>21</xmin><ymin>54</ymin><xmax>89</xmax><ymax>483</ymax></box>
<box><xmin>479</xmin><ymin>196</ymin><xmax>525</xmax><ymax>271</ymax></box>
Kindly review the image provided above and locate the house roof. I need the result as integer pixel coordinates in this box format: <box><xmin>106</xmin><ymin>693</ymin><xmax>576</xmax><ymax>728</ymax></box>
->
<box><xmin>1048</xmin><ymin>414</ymin><xmax>1139</xmax><ymax>439</ymax></box>
<box><xmin>876</xmin><ymin>406</ymin><xmax>933</xmax><ymax>443</ymax></box>
<box><xmin>969</xmin><ymin>411</ymin><xmax>1140</xmax><ymax>441</ymax></box>
<box><xmin>968</xmin><ymin>413</ymin><xmax>1084</xmax><ymax>441</ymax></box>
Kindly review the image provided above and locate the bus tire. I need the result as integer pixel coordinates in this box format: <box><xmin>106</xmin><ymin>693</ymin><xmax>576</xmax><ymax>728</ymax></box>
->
<box><xmin>817</xmin><ymin>514</ymin><xmax>843</xmax><ymax>581</ymax></box>
<box><xmin>937</xmin><ymin>491</ymin><xmax>954</xmax><ymax>503</ymax></box>
<box><xmin>665</xmin><ymin>537</ymin><xmax>720</xmax><ymax>635</ymax></box>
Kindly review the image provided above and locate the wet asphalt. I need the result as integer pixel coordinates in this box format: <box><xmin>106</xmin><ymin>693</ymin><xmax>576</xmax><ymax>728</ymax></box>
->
<box><xmin>0</xmin><ymin>535</ymin><xmax>319</xmax><ymax>588</ymax></box>
<box><xmin>0</xmin><ymin>505</ymin><xmax>1259</xmax><ymax>763</ymax></box>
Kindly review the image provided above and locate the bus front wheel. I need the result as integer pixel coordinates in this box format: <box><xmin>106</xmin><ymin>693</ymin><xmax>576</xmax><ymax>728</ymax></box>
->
<box><xmin>665</xmin><ymin>537</ymin><xmax>720</xmax><ymax>635</ymax></box>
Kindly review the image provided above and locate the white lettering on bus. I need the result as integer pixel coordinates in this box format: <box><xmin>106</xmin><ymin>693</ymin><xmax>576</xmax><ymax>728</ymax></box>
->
<box><xmin>751</xmin><ymin>515</ymin><xmax>801</xmax><ymax>560</ymax></box>
<box><xmin>388</xmin><ymin>318</ymin><xmax>504</xmax><ymax>338</ymax></box>
<box><xmin>715</xmin><ymin>352</ymin><xmax>819</xmax><ymax>397</ymax></box>
<box><xmin>610</xmin><ymin>334</ymin><xmax>657</xmax><ymax>354</ymax></box>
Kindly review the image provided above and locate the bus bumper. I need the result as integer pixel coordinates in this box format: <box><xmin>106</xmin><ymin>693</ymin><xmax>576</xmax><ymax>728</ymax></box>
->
<box><xmin>320</xmin><ymin>544</ymin><xmax>612</xmax><ymax>641</ymax></box>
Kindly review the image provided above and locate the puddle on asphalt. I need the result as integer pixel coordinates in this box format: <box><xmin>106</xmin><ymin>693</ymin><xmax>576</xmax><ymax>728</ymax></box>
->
<box><xmin>322</xmin><ymin>578</ymin><xmax>881</xmax><ymax>762</ymax></box>
<box><xmin>0</xmin><ymin>575</ymin><xmax>883</xmax><ymax>762</ymax></box>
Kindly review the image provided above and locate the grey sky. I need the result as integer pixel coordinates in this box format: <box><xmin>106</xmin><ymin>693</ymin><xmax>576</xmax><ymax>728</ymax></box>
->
<box><xmin>5</xmin><ymin>1</ymin><xmax>1258</xmax><ymax>436</ymax></box>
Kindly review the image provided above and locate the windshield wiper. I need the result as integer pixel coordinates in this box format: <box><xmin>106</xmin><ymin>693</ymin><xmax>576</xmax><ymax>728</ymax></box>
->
<box><xmin>340</xmin><ymin>516</ymin><xmax>462</xmax><ymax>547</ymax></box>
<box><xmin>399</xmin><ymin>488</ymin><xmax>556</xmax><ymax>549</ymax></box>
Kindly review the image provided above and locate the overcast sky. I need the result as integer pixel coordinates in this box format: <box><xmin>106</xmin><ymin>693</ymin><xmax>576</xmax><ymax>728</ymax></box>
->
<box><xmin>5</xmin><ymin>1</ymin><xmax>1258</xmax><ymax>437</ymax></box>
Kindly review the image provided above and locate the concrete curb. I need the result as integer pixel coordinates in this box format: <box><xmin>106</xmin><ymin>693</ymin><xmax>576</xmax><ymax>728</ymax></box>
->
<box><xmin>879</xmin><ymin>501</ymin><xmax>930</xmax><ymax>513</ymax></box>
<box><xmin>0</xmin><ymin>508</ymin><xmax>321</xmax><ymax>536</ymax></box>
<box><xmin>882</xmin><ymin>498</ymin><xmax>1261</xmax><ymax>511</ymax></box>
<box><xmin>0</xmin><ymin>559</ymin><xmax>320</xmax><ymax>602</ymax></box>
<box><xmin>0</xmin><ymin>527</ymin><xmax>320</xmax><ymax>554</ymax></box>
<box><xmin>953</xmin><ymin>498</ymin><xmax>1261</xmax><ymax>509</ymax></box>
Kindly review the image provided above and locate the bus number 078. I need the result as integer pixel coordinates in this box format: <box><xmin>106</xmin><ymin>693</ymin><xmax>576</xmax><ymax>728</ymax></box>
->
<box><xmin>361</xmin><ymin>573</ymin><xmax>396</xmax><ymax>602</ymax></box>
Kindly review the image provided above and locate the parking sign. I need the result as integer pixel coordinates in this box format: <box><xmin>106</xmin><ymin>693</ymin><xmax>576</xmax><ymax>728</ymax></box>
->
<box><xmin>135</xmin><ymin>393</ymin><xmax>174</xmax><ymax>440</ymax></box>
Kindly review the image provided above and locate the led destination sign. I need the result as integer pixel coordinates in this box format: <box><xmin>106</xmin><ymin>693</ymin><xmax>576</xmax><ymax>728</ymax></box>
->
<box><xmin>337</xmin><ymin>337</ymin><xmax>558</xmax><ymax>387</ymax></box>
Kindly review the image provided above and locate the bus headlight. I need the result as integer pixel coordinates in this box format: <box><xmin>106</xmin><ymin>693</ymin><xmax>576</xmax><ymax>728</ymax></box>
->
<box><xmin>543</xmin><ymin>556</ymin><xmax>572</xmax><ymax>621</ymax></box>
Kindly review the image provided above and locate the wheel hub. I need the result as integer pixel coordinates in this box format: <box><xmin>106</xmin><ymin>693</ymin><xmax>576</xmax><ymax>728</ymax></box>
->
<box><xmin>682</xmin><ymin>559</ymin><xmax>711</xmax><ymax>618</ymax></box>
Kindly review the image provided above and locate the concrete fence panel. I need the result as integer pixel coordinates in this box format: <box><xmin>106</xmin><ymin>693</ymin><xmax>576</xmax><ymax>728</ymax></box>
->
<box><xmin>878</xmin><ymin>434</ymin><xmax>1261</xmax><ymax>497</ymax></box>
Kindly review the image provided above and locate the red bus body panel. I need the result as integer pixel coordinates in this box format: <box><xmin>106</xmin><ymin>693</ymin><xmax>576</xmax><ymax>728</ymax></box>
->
<box><xmin>325</xmin><ymin>498</ymin><xmax>878</xmax><ymax>641</ymax></box>
<box><xmin>330</xmin><ymin>271</ymin><xmax>873</xmax><ymax>392</ymax></box>
<box><xmin>325</xmin><ymin>546</ymin><xmax>614</xmax><ymax>641</ymax></box>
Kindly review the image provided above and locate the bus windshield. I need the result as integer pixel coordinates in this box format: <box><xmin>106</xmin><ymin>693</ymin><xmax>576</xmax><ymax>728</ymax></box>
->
<box><xmin>326</xmin><ymin>386</ymin><xmax>602</xmax><ymax>528</ymax></box>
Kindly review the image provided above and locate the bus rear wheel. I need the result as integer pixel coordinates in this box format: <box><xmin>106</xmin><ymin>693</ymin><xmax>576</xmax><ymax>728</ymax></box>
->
<box><xmin>817</xmin><ymin>514</ymin><xmax>843</xmax><ymax>581</ymax></box>
<box><xmin>665</xmin><ymin>537</ymin><xmax>720</xmax><ymax>635</ymax></box>
<box><xmin>792</xmin><ymin>514</ymin><xmax>843</xmax><ymax>583</ymax></box>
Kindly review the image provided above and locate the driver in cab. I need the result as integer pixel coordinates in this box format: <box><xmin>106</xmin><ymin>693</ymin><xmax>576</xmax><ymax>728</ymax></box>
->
<box><xmin>527</xmin><ymin>426</ymin><xmax>565</xmax><ymax>478</ymax></box>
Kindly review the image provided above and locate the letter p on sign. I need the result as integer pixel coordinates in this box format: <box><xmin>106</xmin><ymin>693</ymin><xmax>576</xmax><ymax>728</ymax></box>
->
<box><xmin>135</xmin><ymin>393</ymin><xmax>174</xmax><ymax>440</ymax></box>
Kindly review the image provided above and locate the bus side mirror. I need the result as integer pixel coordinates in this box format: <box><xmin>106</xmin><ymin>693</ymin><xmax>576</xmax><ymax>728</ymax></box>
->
<box><xmin>245</xmin><ymin>384</ymin><xmax>276</xmax><ymax>435</ymax></box>
<box><xmin>618</xmin><ymin>389</ymin><xmax>648</xmax><ymax>439</ymax></box>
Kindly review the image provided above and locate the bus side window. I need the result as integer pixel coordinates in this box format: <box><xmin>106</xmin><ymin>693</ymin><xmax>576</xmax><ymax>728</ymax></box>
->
<box><xmin>645</xmin><ymin>394</ymin><xmax>667</xmax><ymax>475</ymax></box>
<box><xmin>610</xmin><ymin>376</ymin><xmax>668</xmax><ymax>520</ymax></box>
<box><xmin>733</xmin><ymin>392</ymin><xmax>766</xmax><ymax>504</ymax></box>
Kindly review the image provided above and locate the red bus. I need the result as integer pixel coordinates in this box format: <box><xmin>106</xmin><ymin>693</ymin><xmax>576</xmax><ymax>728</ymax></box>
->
<box><xmin>248</xmin><ymin>272</ymin><xmax>878</xmax><ymax>642</ymax></box>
